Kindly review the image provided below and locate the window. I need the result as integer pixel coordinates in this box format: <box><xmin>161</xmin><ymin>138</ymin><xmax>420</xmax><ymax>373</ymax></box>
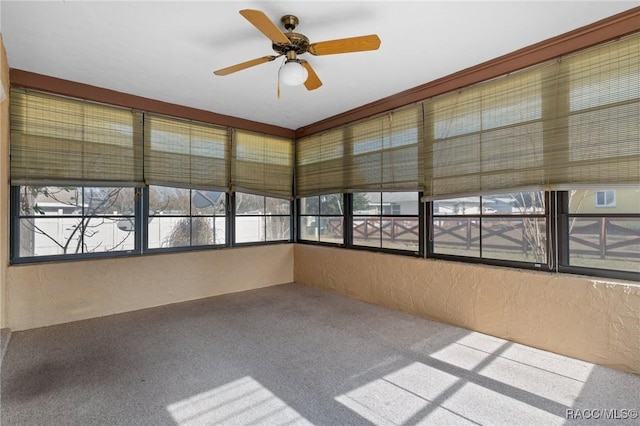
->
<box><xmin>432</xmin><ymin>196</ymin><xmax>481</xmax><ymax>258</ymax></box>
<box><xmin>595</xmin><ymin>190</ymin><xmax>616</xmax><ymax>208</ymax></box>
<box><xmin>432</xmin><ymin>192</ymin><xmax>547</xmax><ymax>264</ymax></box>
<box><xmin>148</xmin><ymin>186</ymin><xmax>226</xmax><ymax>249</ymax></box>
<box><xmin>565</xmin><ymin>188</ymin><xmax>639</xmax><ymax>274</ymax></box>
<box><xmin>299</xmin><ymin>194</ymin><xmax>344</xmax><ymax>244</ymax></box>
<box><xmin>235</xmin><ymin>193</ymin><xmax>291</xmax><ymax>243</ymax></box>
<box><xmin>352</xmin><ymin>192</ymin><xmax>420</xmax><ymax>252</ymax></box>
<box><xmin>15</xmin><ymin>185</ymin><xmax>137</xmax><ymax>258</ymax></box>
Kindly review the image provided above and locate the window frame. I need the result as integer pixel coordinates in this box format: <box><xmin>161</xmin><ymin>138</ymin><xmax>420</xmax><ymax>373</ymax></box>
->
<box><xmin>145</xmin><ymin>185</ymin><xmax>228</xmax><ymax>253</ymax></box>
<box><xmin>10</xmin><ymin>186</ymin><xmax>638</xmax><ymax>281</ymax></box>
<box><xmin>10</xmin><ymin>185</ymin><xmax>140</xmax><ymax>263</ymax></box>
<box><xmin>297</xmin><ymin>193</ymin><xmax>346</xmax><ymax>247</ymax></box>
<box><xmin>232</xmin><ymin>192</ymin><xmax>293</xmax><ymax>246</ymax></box>
<box><xmin>557</xmin><ymin>190</ymin><xmax>639</xmax><ymax>281</ymax></box>
<box><xmin>350</xmin><ymin>192</ymin><xmax>423</xmax><ymax>256</ymax></box>
<box><xmin>428</xmin><ymin>192</ymin><xmax>552</xmax><ymax>272</ymax></box>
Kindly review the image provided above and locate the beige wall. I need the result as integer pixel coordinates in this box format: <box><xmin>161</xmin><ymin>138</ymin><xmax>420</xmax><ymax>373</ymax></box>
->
<box><xmin>7</xmin><ymin>244</ymin><xmax>293</xmax><ymax>331</ymax></box>
<box><xmin>1</xmin><ymin>34</ymin><xmax>9</xmax><ymax>330</ymax></box>
<box><xmin>294</xmin><ymin>244</ymin><xmax>640</xmax><ymax>374</ymax></box>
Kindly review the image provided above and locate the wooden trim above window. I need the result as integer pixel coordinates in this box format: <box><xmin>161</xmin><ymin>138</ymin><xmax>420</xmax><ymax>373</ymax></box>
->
<box><xmin>9</xmin><ymin>69</ymin><xmax>296</xmax><ymax>140</ymax></box>
<box><xmin>296</xmin><ymin>6</ymin><xmax>640</xmax><ymax>138</ymax></box>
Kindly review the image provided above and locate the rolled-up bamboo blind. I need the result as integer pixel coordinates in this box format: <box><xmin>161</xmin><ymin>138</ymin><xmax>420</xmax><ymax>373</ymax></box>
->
<box><xmin>296</xmin><ymin>105</ymin><xmax>423</xmax><ymax>196</ymax></box>
<box><xmin>11</xmin><ymin>88</ymin><xmax>143</xmax><ymax>185</ymax></box>
<box><xmin>144</xmin><ymin>114</ymin><xmax>229</xmax><ymax>191</ymax></box>
<box><xmin>232</xmin><ymin>129</ymin><xmax>293</xmax><ymax>198</ymax></box>
<box><xmin>423</xmin><ymin>33</ymin><xmax>639</xmax><ymax>200</ymax></box>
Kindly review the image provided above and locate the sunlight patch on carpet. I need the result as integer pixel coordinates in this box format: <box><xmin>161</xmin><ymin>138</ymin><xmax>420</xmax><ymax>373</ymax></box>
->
<box><xmin>167</xmin><ymin>376</ymin><xmax>312</xmax><ymax>426</ymax></box>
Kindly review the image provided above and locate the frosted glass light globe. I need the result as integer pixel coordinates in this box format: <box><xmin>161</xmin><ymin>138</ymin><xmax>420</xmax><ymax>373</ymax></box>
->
<box><xmin>279</xmin><ymin>61</ymin><xmax>308</xmax><ymax>86</ymax></box>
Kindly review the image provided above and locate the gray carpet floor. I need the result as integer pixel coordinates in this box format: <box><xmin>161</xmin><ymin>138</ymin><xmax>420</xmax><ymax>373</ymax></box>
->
<box><xmin>1</xmin><ymin>283</ymin><xmax>638</xmax><ymax>426</ymax></box>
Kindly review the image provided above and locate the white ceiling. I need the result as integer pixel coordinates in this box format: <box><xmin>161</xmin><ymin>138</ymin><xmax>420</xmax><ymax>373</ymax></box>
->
<box><xmin>1</xmin><ymin>1</ymin><xmax>637</xmax><ymax>130</ymax></box>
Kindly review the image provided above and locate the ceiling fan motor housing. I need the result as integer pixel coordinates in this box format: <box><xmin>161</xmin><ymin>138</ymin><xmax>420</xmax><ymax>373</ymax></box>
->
<box><xmin>273</xmin><ymin>32</ymin><xmax>310</xmax><ymax>55</ymax></box>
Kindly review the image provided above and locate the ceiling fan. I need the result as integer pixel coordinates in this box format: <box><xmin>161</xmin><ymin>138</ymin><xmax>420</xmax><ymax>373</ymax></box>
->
<box><xmin>213</xmin><ymin>9</ymin><xmax>381</xmax><ymax>90</ymax></box>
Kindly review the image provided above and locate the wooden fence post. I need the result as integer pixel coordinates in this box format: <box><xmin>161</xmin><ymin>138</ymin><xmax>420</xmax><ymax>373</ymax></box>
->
<box><xmin>391</xmin><ymin>218</ymin><xmax>396</xmax><ymax>242</ymax></box>
<box><xmin>599</xmin><ymin>217</ymin><xmax>607</xmax><ymax>259</ymax></box>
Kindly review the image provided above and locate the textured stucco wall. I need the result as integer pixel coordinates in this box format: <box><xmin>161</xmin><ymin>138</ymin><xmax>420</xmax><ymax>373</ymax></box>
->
<box><xmin>7</xmin><ymin>244</ymin><xmax>293</xmax><ymax>331</ymax></box>
<box><xmin>294</xmin><ymin>244</ymin><xmax>640</xmax><ymax>374</ymax></box>
<box><xmin>0</xmin><ymin>34</ymin><xmax>10</xmax><ymax>330</ymax></box>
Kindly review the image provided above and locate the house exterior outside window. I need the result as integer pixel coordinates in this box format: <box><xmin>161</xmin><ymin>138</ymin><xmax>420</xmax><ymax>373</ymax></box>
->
<box><xmin>595</xmin><ymin>190</ymin><xmax>616</xmax><ymax>208</ymax></box>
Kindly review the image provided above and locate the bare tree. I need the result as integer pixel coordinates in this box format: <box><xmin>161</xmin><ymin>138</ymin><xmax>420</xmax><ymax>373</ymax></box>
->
<box><xmin>507</xmin><ymin>190</ymin><xmax>588</xmax><ymax>263</ymax></box>
<box><xmin>568</xmin><ymin>190</ymin><xmax>588</xmax><ymax>232</ymax></box>
<box><xmin>265</xmin><ymin>196</ymin><xmax>290</xmax><ymax>240</ymax></box>
<box><xmin>166</xmin><ymin>216</ymin><xmax>213</xmax><ymax>246</ymax></box>
<box><xmin>510</xmin><ymin>191</ymin><xmax>547</xmax><ymax>262</ymax></box>
<box><xmin>154</xmin><ymin>188</ymin><xmax>223</xmax><ymax>247</ymax></box>
<box><xmin>20</xmin><ymin>186</ymin><xmax>135</xmax><ymax>255</ymax></box>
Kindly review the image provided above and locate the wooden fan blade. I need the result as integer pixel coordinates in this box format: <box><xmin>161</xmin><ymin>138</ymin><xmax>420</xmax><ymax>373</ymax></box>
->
<box><xmin>239</xmin><ymin>9</ymin><xmax>290</xmax><ymax>44</ymax></box>
<box><xmin>214</xmin><ymin>55</ymin><xmax>278</xmax><ymax>76</ymax></box>
<box><xmin>308</xmin><ymin>34</ymin><xmax>381</xmax><ymax>56</ymax></box>
<box><xmin>301</xmin><ymin>61</ymin><xmax>322</xmax><ymax>91</ymax></box>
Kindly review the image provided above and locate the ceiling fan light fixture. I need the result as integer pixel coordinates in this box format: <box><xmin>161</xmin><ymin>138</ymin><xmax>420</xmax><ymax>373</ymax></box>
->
<box><xmin>279</xmin><ymin>60</ymin><xmax>308</xmax><ymax>86</ymax></box>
